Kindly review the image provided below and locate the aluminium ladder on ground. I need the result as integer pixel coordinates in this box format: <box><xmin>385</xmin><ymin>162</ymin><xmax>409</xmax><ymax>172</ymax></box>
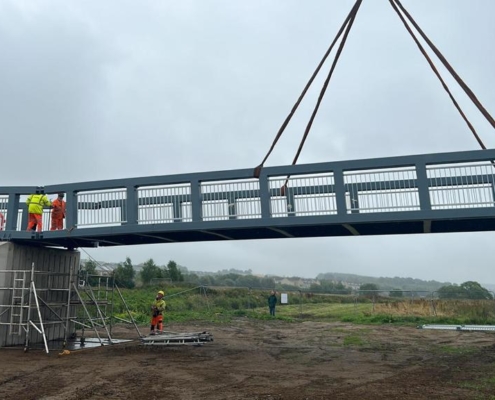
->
<box><xmin>419</xmin><ymin>324</ymin><xmax>495</xmax><ymax>332</ymax></box>
<box><xmin>6</xmin><ymin>263</ymin><xmax>50</xmax><ymax>353</ymax></box>
<box><xmin>141</xmin><ymin>331</ymin><xmax>214</xmax><ymax>346</ymax></box>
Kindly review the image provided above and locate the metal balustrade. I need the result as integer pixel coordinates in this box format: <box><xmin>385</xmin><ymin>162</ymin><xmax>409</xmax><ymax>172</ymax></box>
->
<box><xmin>427</xmin><ymin>162</ymin><xmax>495</xmax><ymax>210</ymax></box>
<box><xmin>201</xmin><ymin>179</ymin><xmax>261</xmax><ymax>221</ymax></box>
<box><xmin>344</xmin><ymin>167</ymin><xmax>420</xmax><ymax>213</ymax></box>
<box><xmin>269</xmin><ymin>173</ymin><xmax>337</xmax><ymax>217</ymax></box>
<box><xmin>76</xmin><ymin>189</ymin><xmax>127</xmax><ymax>227</ymax></box>
<box><xmin>1</xmin><ymin>149</ymin><xmax>495</xmax><ymax>246</ymax></box>
<box><xmin>137</xmin><ymin>184</ymin><xmax>191</xmax><ymax>224</ymax></box>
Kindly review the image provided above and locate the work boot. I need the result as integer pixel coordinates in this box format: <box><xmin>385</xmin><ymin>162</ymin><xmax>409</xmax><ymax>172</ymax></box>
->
<box><xmin>150</xmin><ymin>331</ymin><xmax>156</xmax><ymax>336</ymax></box>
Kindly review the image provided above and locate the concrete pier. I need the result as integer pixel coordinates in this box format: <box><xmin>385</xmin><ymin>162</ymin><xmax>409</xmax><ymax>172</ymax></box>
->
<box><xmin>0</xmin><ymin>242</ymin><xmax>80</xmax><ymax>348</ymax></box>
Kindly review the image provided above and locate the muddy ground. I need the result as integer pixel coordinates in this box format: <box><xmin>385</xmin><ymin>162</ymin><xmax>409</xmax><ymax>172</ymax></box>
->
<box><xmin>1</xmin><ymin>319</ymin><xmax>495</xmax><ymax>399</ymax></box>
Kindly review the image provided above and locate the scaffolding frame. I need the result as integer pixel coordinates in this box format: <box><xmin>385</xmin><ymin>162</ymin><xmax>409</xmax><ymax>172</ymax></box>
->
<box><xmin>0</xmin><ymin>264</ymin><xmax>141</xmax><ymax>354</ymax></box>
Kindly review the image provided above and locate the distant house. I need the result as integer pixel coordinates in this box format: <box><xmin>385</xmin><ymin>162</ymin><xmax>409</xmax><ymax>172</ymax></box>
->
<box><xmin>95</xmin><ymin>263</ymin><xmax>118</xmax><ymax>276</ymax></box>
<box><xmin>341</xmin><ymin>282</ymin><xmax>361</xmax><ymax>291</ymax></box>
<box><xmin>274</xmin><ymin>277</ymin><xmax>318</xmax><ymax>289</ymax></box>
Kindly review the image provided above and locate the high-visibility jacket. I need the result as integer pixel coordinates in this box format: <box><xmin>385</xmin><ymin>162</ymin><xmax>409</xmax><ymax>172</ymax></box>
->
<box><xmin>26</xmin><ymin>194</ymin><xmax>51</xmax><ymax>215</ymax></box>
<box><xmin>0</xmin><ymin>213</ymin><xmax>5</xmax><ymax>230</ymax></box>
<box><xmin>151</xmin><ymin>298</ymin><xmax>166</xmax><ymax>315</ymax></box>
<box><xmin>51</xmin><ymin>198</ymin><xmax>66</xmax><ymax>219</ymax></box>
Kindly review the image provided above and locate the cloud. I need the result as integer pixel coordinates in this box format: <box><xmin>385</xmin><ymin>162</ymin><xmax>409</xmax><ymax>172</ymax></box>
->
<box><xmin>2</xmin><ymin>0</ymin><xmax>495</xmax><ymax>284</ymax></box>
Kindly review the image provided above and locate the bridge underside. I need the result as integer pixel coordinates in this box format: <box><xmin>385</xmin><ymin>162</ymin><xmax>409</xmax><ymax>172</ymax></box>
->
<box><xmin>9</xmin><ymin>214</ymin><xmax>495</xmax><ymax>249</ymax></box>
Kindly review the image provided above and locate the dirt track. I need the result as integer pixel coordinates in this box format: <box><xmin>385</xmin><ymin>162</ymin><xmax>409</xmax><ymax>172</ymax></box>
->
<box><xmin>1</xmin><ymin>319</ymin><xmax>495</xmax><ymax>399</ymax></box>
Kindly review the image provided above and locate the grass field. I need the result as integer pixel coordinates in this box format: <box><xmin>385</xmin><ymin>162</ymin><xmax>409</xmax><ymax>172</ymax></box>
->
<box><xmin>80</xmin><ymin>285</ymin><xmax>495</xmax><ymax>327</ymax></box>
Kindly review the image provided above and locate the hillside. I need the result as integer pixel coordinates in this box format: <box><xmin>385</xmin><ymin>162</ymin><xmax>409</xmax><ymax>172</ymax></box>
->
<box><xmin>82</xmin><ymin>257</ymin><xmax>494</xmax><ymax>293</ymax></box>
<box><xmin>317</xmin><ymin>272</ymin><xmax>452</xmax><ymax>292</ymax></box>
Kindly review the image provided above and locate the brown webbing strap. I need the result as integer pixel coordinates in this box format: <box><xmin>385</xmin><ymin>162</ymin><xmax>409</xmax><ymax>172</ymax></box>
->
<box><xmin>291</xmin><ymin>0</ymin><xmax>363</xmax><ymax>167</ymax></box>
<box><xmin>280</xmin><ymin>0</ymin><xmax>363</xmax><ymax>195</ymax></box>
<box><xmin>393</xmin><ymin>0</ymin><xmax>495</xmax><ymax>133</ymax></box>
<box><xmin>389</xmin><ymin>0</ymin><xmax>487</xmax><ymax>149</ymax></box>
<box><xmin>253</xmin><ymin>0</ymin><xmax>362</xmax><ymax>178</ymax></box>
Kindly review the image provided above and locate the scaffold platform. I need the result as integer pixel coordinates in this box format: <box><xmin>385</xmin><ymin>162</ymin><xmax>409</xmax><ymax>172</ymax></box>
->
<box><xmin>419</xmin><ymin>324</ymin><xmax>495</xmax><ymax>332</ymax></box>
<box><xmin>141</xmin><ymin>331</ymin><xmax>214</xmax><ymax>346</ymax></box>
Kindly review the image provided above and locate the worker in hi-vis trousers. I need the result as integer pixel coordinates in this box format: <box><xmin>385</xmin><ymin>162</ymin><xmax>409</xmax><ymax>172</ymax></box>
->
<box><xmin>150</xmin><ymin>290</ymin><xmax>166</xmax><ymax>335</ymax></box>
<box><xmin>26</xmin><ymin>193</ymin><xmax>51</xmax><ymax>232</ymax></box>
<box><xmin>50</xmin><ymin>193</ymin><xmax>66</xmax><ymax>230</ymax></box>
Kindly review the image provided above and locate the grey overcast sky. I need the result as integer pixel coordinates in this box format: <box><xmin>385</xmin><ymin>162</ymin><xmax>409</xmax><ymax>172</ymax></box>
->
<box><xmin>2</xmin><ymin>1</ymin><xmax>495</xmax><ymax>284</ymax></box>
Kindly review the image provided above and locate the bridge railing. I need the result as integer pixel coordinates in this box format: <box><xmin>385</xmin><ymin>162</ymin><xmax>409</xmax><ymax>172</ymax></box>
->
<box><xmin>427</xmin><ymin>162</ymin><xmax>495</xmax><ymax>210</ymax></box>
<box><xmin>1</xmin><ymin>149</ymin><xmax>495</xmax><ymax>233</ymax></box>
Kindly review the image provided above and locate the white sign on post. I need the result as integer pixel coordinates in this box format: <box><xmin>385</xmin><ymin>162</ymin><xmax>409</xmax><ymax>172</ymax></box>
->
<box><xmin>281</xmin><ymin>293</ymin><xmax>288</xmax><ymax>304</ymax></box>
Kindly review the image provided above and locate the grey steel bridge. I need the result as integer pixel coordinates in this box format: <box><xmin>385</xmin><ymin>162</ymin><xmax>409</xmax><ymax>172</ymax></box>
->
<box><xmin>2</xmin><ymin>149</ymin><xmax>495</xmax><ymax>249</ymax></box>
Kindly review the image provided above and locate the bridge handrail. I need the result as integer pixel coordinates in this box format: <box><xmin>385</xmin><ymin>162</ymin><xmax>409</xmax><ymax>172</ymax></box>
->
<box><xmin>1</xmin><ymin>149</ymin><xmax>495</xmax><ymax>233</ymax></box>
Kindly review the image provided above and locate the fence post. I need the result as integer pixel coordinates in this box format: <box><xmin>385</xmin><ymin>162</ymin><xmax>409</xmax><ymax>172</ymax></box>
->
<box><xmin>299</xmin><ymin>290</ymin><xmax>303</xmax><ymax>318</ymax></box>
<box><xmin>430</xmin><ymin>291</ymin><xmax>437</xmax><ymax>317</ymax></box>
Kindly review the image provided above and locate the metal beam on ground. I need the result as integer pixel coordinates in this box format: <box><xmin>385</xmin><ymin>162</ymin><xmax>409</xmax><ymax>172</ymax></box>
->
<box><xmin>419</xmin><ymin>324</ymin><xmax>495</xmax><ymax>332</ymax></box>
<box><xmin>141</xmin><ymin>331</ymin><xmax>213</xmax><ymax>346</ymax></box>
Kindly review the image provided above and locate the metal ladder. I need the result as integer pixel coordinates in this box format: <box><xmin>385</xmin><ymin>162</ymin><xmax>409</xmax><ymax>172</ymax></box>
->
<box><xmin>9</xmin><ymin>271</ymin><xmax>27</xmax><ymax>335</ymax></box>
<box><xmin>23</xmin><ymin>263</ymin><xmax>49</xmax><ymax>353</ymax></box>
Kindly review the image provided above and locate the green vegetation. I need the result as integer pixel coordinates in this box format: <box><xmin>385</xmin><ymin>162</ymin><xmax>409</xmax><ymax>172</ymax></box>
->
<box><xmin>317</xmin><ymin>272</ymin><xmax>450</xmax><ymax>292</ymax></box>
<box><xmin>113</xmin><ymin>257</ymin><xmax>136</xmax><ymax>288</ymax></box>
<box><xmin>139</xmin><ymin>259</ymin><xmax>184</xmax><ymax>285</ymax></box>
<box><xmin>343</xmin><ymin>334</ymin><xmax>365</xmax><ymax>346</ymax></box>
<box><xmin>435</xmin><ymin>345</ymin><xmax>477</xmax><ymax>355</ymax></box>
<box><xmin>389</xmin><ymin>289</ymin><xmax>403</xmax><ymax>298</ymax></box>
<box><xmin>81</xmin><ymin>259</ymin><xmax>99</xmax><ymax>286</ymax></box>
<box><xmin>83</xmin><ymin>257</ymin><xmax>493</xmax><ymax>300</ymax></box>
<box><xmin>140</xmin><ymin>258</ymin><xmax>163</xmax><ymax>285</ymax></box>
<box><xmin>458</xmin><ymin>376</ymin><xmax>495</xmax><ymax>397</ymax></box>
<box><xmin>105</xmin><ymin>285</ymin><xmax>495</xmax><ymax>327</ymax></box>
<box><xmin>80</xmin><ymin>257</ymin><xmax>495</xmax><ymax>328</ymax></box>
<box><xmin>437</xmin><ymin>281</ymin><xmax>493</xmax><ymax>300</ymax></box>
<box><xmin>309</xmin><ymin>279</ymin><xmax>351</xmax><ymax>294</ymax></box>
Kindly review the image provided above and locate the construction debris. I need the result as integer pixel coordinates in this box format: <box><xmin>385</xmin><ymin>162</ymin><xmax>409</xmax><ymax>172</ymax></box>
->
<box><xmin>141</xmin><ymin>331</ymin><xmax>213</xmax><ymax>346</ymax></box>
<box><xmin>418</xmin><ymin>324</ymin><xmax>495</xmax><ymax>332</ymax></box>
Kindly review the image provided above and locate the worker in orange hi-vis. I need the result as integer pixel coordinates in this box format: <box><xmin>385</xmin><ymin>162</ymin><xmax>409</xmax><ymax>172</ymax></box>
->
<box><xmin>26</xmin><ymin>193</ymin><xmax>51</xmax><ymax>232</ymax></box>
<box><xmin>150</xmin><ymin>290</ymin><xmax>166</xmax><ymax>335</ymax></box>
<box><xmin>50</xmin><ymin>193</ymin><xmax>66</xmax><ymax>231</ymax></box>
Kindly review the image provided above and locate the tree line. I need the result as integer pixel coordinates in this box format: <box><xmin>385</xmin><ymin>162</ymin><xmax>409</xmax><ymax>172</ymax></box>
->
<box><xmin>82</xmin><ymin>257</ymin><xmax>184</xmax><ymax>288</ymax></box>
<box><xmin>356</xmin><ymin>282</ymin><xmax>493</xmax><ymax>300</ymax></box>
<box><xmin>81</xmin><ymin>259</ymin><xmax>493</xmax><ymax>299</ymax></box>
<box><xmin>317</xmin><ymin>272</ymin><xmax>450</xmax><ymax>292</ymax></box>
<box><xmin>80</xmin><ymin>258</ymin><xmax>318</xmax><ymax>290</ymax></box>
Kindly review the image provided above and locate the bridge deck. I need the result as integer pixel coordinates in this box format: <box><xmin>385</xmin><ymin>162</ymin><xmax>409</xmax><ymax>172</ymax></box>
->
<box><xmin>2</xmin><ymin>149</ymin><xmax>495</xmax><ymax>248</ymax></box>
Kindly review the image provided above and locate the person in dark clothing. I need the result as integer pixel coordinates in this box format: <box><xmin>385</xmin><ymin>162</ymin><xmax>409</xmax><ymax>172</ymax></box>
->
<box><xmin>268</xmin><ymin>290</ymin><xmax>277</xmax><ymax>316</ymax></box>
